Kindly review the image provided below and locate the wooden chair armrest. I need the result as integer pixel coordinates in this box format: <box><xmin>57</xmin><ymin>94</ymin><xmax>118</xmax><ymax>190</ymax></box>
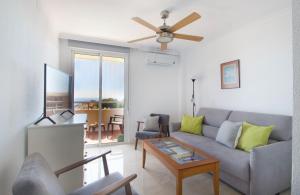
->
<box><xmin>94</xmin><ymin>174</ymin><xmax>137</xmax><ymax>195</ymax></box>
<box><xmin>55</xmin><ymin>150</ymin><xmax>111</xmax><ymax>177</ymax></box>
<box><xmin>113</xmin><ymin>115</ymin><xmax>123</xmax><ymax>119</ymax></box>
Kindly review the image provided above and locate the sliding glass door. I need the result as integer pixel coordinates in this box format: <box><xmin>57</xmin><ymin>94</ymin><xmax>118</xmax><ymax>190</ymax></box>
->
<box><xmin>74</xmin><ymin>53</ymin><xmax>100</xmax><ymax>145</ymax></box>
<box><xmin>101</xmin><ymin>56</ymin><xmax>125</xmax><ymax>143</ymax></box>
<box><xmin>73</xmin><ymin>51</ymin><xmax>127</xmax><ymax>145</ymax></box>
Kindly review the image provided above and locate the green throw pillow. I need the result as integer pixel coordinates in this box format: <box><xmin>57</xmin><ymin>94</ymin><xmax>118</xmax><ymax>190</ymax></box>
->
<box><xmin>180</xmin><ymin>115</ymin><xmax>204</xmax><ymax>135</ymax></box>
<box><xmin>237</xmin><ymin>122</ymin><xmax>273</xmax><ymax>152</ymax></box>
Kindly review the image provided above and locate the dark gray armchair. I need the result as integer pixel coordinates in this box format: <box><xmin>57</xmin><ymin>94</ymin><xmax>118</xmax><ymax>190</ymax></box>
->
<box><xmin>13</xmin><ymin>151</ymin><xmax>138</xmax><ymax>195</ymax></box>
<box><xmin>135</xmin><ymin>113</ymin><xmax>170</xmax><ymax>150</ymax></box>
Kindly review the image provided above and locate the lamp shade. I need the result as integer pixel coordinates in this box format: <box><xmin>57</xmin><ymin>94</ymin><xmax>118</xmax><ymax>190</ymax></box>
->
<box><xmin>191</xmin><ymin>74</ymin><xmax>202</xmax><ymax>80</ymax></box>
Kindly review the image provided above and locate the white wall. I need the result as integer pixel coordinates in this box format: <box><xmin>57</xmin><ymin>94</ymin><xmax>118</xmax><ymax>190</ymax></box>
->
<box><xmin>179</xmin><ymin>8</ymin><xmax>293</xmax><ymax>116</ymax></box>
<box><xmin>128</xmin><ymin>49</ymin><xmax>182</xmax><ymax>141</ymax></box>
<box><xmin>0</xmin><ymin>1</ymin><xmax>58</xmax><ymax>194</ymax></box>
<box><xmin>292</xmin><ymin>0</ymin><xmax>300</xmax><ymax>193</ymax></box>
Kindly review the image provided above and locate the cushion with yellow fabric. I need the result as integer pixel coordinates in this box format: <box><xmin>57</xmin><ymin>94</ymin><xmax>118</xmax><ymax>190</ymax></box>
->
<box><xmin>237</xmin><ymin>122</ymin><xmax>273</xmax><ymax>152</ymax></box>
<box><xmin>180</xmin><ymin>115</ymin><xmax>204</xmax><ymax>135</ymax></box>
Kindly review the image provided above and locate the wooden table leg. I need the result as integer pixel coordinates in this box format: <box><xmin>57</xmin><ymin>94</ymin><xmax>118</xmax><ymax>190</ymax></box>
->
<box><xmin>213</xmin><ymin>163</ymin><xmax>220</xmax><ymax>195</ymax></box>
<box><xmin>142</xmin><ymin>148</ymin><xmax>146</xmax><ymax>168</ymax></box>
<box><xmin>176</xmin><ymin>174</ymin><xmax>182</xmax><ymax>195</ymax></box>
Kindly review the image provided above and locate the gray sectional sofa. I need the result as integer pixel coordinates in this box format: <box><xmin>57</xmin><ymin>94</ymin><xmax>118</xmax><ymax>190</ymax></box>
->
<box><xmin>171</xmin><ymin>107</ymin><xmax>292</xmax><ymax>195</ymax></box>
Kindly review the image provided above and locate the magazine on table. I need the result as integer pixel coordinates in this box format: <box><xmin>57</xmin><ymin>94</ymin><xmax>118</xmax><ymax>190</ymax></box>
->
<box><xmin>163</xmin><ymin>141</ymin><xmax>178</xmax><ymax>148</ymax></box>
<box><xmin>151</xmin><ymin>140</ymin><xmax>178</xmax><ymax>148</ymax></box>
<box><xmin>150</xmin><ymin>140</ymin><xmax>205</xmax><ymax>164</ymax></box>
<box><xmin>169</xmin><ymin>146</ymin><xmax>190</xmax><ymax>155</ymax></box>
<box><xmin>159</xmin><ymin>147</ymin><xmax>176</xmax><ymax>155</ymax></box>
<box><xmin>171</xmin><ymin>152</ymin><xmax>205</xmax><ymax>164</ymax></box>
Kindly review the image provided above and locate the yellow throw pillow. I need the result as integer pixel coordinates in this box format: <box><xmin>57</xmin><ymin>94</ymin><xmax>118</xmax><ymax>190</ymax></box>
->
<box><xmin>237</xmin><ymin>122</ymin><xmax>273</xmax><ymax>152</ymax></box>
<box><xmin>180</xmin><ymin>115</ymin><xmax>204</xmax><ymax>135</ymax></box>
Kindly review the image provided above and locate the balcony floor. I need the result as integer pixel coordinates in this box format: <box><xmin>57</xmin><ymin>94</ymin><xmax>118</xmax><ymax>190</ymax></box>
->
<box><xmin>85</xmin><ymin>128</ymin><xmax>123</xmax><ymax>144</ymax></box>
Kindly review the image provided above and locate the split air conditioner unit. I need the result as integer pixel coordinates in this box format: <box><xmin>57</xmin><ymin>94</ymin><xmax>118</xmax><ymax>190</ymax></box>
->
<box><xmin>146</xmin><ymin>52</ymin><xmax>178</xmax><ymax>66</ymax></box>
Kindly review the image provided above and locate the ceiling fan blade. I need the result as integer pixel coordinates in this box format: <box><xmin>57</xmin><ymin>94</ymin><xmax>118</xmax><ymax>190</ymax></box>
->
<box><xmin>132</xmin><ymin>17</ymin><xmax>161</xmax><ymax>33</ymax></box>
<box><xmin>128</xmin><ymin>35</ymin><xmax>156</xmax><ymax>43</ymax></box>
<box><xmin>169</xmin><ymin>12</ymin><xmax>201</xmax><ymax>32</ymax></box>
<box><xmin>173</xmin><ymin>33</ymin><xmax>204</xmax><ymax>42</ymax></box>
<box><xmin>161</xmin><ymin>43</ymin><xmax>167</xmax><ymax>50</ymax></box>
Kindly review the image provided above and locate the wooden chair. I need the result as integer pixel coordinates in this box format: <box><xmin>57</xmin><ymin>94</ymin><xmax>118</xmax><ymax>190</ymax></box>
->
<box><xmin>135</xmin><ymin>113</ymin><xmax>170</xmax><ymax>150</ymax></box>
<box><xmin>107</xmin><ymin>115</ymin><xmax>124</xmax><ymax>136</ymax></box>
<box><xmin>88</xmin><ymin>122</ymin><xmax>106</xmax><ymax>133</ymax></box>
<box><xmin>13</xmin><ymin>151</ymin><xmax>138</xmax><ymax>195</ymax></box>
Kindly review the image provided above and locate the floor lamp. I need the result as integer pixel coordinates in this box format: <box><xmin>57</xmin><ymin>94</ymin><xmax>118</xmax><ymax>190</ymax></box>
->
<box><xmin>191</xmin><ymin>78</ymin><xmax>196</xmax><ymax>117</ymax></box>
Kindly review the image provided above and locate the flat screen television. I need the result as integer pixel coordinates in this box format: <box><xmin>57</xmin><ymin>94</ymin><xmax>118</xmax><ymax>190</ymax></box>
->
<box><xmin>35</xmin><ymin>64</ymin><xmax>73</xmax><ymax>125</ymax></box>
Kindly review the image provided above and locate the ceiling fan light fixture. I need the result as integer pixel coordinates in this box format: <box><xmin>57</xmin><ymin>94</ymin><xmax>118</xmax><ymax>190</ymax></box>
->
<box><xmin>156</xmin><ymin>32</ymin><xmax>173</xmax><ymax>43</ymax></box>
<box><xmin>129</xmin><ymin>11</ymin><xmax>203</xmax><ymax>50</ymax></box>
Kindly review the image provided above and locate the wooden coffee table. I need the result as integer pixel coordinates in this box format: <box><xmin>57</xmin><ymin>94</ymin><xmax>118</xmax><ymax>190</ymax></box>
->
<box><xmin>142</xmin><ymin>137</ymin><xmax>220</xmax><ymax>195</ymax></box>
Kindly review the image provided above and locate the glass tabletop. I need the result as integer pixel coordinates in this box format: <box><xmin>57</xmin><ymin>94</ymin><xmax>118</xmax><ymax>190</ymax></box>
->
<box><xmin>150</xmin><ymin>139</ymin><xmax>206</xmax><ymax>164</ymax></box>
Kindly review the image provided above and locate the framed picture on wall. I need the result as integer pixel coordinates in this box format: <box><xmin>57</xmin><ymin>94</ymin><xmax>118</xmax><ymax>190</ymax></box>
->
<box><xmin>220</xmin><ymin>59</ymin><xmax>240</xmax><ymax>89</ymax></box>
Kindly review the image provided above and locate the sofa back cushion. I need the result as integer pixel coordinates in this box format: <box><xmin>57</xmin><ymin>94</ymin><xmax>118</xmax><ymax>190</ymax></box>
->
<box><xmin>202</xmin><ymin>125</ymin><xmax>219</xmax><ymax>139</ymax></box>
<box><xmin>228</xmin><ymin>111</ymin><xmax>292</xmax><ymax>141</ymax></box>
<box><xmin>197</xmin><ymin>107</ymin><xmax>232</xmax><ymax>127</ymax></box>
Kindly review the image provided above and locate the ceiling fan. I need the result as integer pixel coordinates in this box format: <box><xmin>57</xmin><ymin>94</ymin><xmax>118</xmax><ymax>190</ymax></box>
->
<box><xmin>128</xmin><ymin>10</ymin><xmax>204</xmax><ymax>51</ymax></box>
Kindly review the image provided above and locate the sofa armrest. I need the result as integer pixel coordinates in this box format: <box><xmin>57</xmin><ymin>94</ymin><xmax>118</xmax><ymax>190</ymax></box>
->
<box><xmin>250</xmin><ymin>140</ymin><xmax>292</xmax><ymax>195</ymax></box>
<box><xmin>171</xmin><ymin>122</ymin><xmax>181</xmax><ymax>132</ymax></box>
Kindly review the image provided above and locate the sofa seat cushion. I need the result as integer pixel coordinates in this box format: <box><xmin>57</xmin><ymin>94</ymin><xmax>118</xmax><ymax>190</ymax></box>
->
<box><xmin>69</xmin><ymin>172</ymin><xmax>138</xmax><ymax>195</ymax></box>
<box><xmin>171</xmin><ymin>131</ymin><xmax>214</xmax><ymax>146</ymax></box>
<box><xmin>171</xmin><ymin>132</ymin><xmax>250</xmax><ymax>182</ymax></box>
<box><xmin>197</xmin><ymin>141</ymin><xmax>250</xmax><ymax>182</ymax></box>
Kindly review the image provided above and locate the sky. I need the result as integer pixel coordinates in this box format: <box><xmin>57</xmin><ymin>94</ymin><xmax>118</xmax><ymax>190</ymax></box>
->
<box><xmin>74</xmin><ymin>54</ymin><xmax>124</xmax><ymax>102</ymax></box>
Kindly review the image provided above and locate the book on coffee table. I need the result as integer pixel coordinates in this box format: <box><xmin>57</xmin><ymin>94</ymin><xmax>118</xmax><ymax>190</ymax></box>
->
<box><xmin>150</xmin><ymin>139</ymin><xmax>205</xmax><ymax>164</ymax></box>
<box><xmin>169</xmin><ymin>146</ymin><xmax>190</xmax><ymax>155</ymax></box>
<box><xmin>171</xmin><ymin>151</ymin><xmax>204</xmax><ymax>164</ymax></box>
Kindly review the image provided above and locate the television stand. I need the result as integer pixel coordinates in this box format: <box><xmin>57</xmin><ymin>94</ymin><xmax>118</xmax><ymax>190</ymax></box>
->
<box><xmin>60</xmin><ymin>110</ymin><xmax>75</xmax><ymax>116</ymax></box>
<box><xmin>28</xmin><ymin>113</ymin><xmax>87</xmax><ymax>192</ymax></box>
<box><xmin>34</xmin><ymin>115</ymin><xmax>56</xmax><ymax>125</ymax></box>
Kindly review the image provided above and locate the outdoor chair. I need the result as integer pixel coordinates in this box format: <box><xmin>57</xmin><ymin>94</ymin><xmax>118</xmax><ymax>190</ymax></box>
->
<box><xmin>107</xmin><ymin>115</ymin><xmax>124</xmax><ymax>136</ymax></box>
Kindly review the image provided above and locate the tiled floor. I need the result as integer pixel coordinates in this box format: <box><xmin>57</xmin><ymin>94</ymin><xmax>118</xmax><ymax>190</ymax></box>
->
<box><xmin>84</xmin><ymin>144</ymin><xmax>291</xmax><ymax>195</ymax></box>
<box><xmin>85</xmin><ymin>129</ymin><xmax>123</xmax><ymax>144</ymax></box>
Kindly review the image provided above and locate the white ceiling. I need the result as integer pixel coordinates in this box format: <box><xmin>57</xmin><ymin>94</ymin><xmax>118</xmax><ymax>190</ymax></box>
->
<box><xmin>40</xmin><ymin>0</ymin><xmax>290</xmax><ymax>50</ymax></box>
